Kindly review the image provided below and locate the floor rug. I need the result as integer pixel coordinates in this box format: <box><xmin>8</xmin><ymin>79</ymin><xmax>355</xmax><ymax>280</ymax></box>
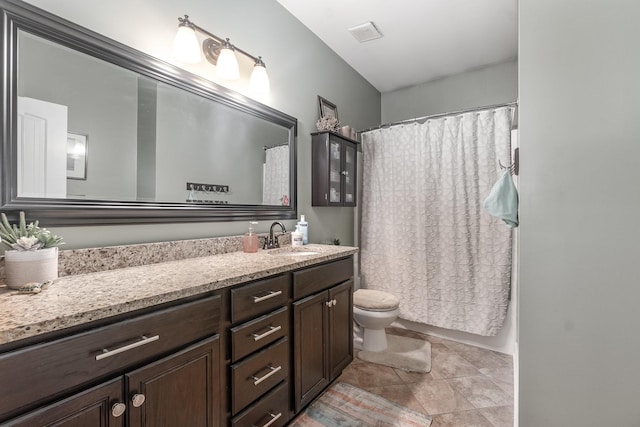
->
<box><xmin>289</xmin><ymin>382</ymin><xmax>432</xmax><ymax>427</ymax></box>
<box><xmin>358</xmin><ymin>335</ymin><xmax>432</xmax><ymax>373</ymax></box>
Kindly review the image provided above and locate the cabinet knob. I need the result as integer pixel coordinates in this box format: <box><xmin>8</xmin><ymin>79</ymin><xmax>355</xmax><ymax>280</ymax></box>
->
<box><xmin>111</xmin><ymin>402</ymin><xmax>126</xmax><ymax>417</ymax></box>
<box><xmin>341</xmin><ymin>170</ymin><xmax>348</xmax><ymax>176</ymax></box>
<box><xmin>333</xmin><ymin>299</ymin><xmax>337</xmax><ymax>306</ymax></box>
<box><xmin>131</xmin><ymin>393</ymin><xmax>146</xmax><ymax>408</ymax></box>
<box><xmin>326</xmin><ymin>300</ymin><xmax>333</xmax><ymax>307</ymax></box>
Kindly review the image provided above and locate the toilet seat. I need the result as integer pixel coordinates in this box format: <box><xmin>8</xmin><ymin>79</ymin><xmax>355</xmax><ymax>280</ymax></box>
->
<box><xmin>353</xmin><ymin>289</ymin><xmax>400</xmax><ymax>312</ymax></box>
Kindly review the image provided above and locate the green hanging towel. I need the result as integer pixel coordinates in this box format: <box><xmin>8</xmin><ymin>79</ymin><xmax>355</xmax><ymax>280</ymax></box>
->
<box><xmin>483</xmin><ymin>169</ymin><xmax>519</xmax><ymax>228</ymax></box>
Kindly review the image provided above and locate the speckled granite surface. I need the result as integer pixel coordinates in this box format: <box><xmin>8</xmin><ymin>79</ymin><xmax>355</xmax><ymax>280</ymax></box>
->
<box><xmin>0</xmin><ymin>243</ymin><xmax>356</xmax><ymax>346</ymax></box>
<box><xmin>0</xmin><ymin>233</ymin><xmax>290</xmax><ymax>282</ymax></box>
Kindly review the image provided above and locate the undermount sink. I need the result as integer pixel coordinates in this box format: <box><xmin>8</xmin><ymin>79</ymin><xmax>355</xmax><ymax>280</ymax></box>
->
<box><xmin>268</xmin><ymin>249</ymin><xmax>321</xmax><ymax>257</ymax></box>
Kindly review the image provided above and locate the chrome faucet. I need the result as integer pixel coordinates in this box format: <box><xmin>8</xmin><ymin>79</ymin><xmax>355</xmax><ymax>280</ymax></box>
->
<box><xmin>265</xmin><ymin>221</ymin><xmax>286</xmax><ymax>249</ymax></box>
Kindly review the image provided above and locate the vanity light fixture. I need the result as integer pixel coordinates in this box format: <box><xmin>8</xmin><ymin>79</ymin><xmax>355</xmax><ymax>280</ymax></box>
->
<box><xmin>173</xmin><ymin>16</ymin><xmax>201</xmax><ymax>63</ymax></box>
<box><xmin>215</xmin><ymin>38</ymin><xmax>240</xmax><ymax>80</ymax></box>
<box><xmin>173</xmin><ymin>15</ymin><xmax>270</xmax><ymax>95</ymax></box>
<box><xmin>250</xmin><ymin>56</ymin><xmax>270</xmax><ymax>97</ymax></box>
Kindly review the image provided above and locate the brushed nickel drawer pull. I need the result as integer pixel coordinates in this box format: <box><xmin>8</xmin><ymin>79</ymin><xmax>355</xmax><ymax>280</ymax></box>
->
<box><xmin>252</xmin><ymin>325</ymin><xmax>282</xmax><ymax>341</ymax></box>
<box><xmin>251</xmin><ymin>364</ymin><xmax>282</xmax><ymax>386</ymax></box>
<box><xmin>95</xmin><ymin>335</ymin><xmax>160</xmax><ymax>361</ymax></box>
<box><xmin>252</xmin><ymin>290</ymin><xmax>282</xmax><ymax>303</ymax></box>
<box><xmin>253</xmin><ymin>412</ymin><xmax>282</xmax><ymax>427</ymax></box>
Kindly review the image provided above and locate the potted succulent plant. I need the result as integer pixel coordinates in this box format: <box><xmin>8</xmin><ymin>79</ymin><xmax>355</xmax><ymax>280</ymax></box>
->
<box><xmin>0</xmin><ymin>211</ymin><xmax>64</xmax><ymax>289</ymax></box>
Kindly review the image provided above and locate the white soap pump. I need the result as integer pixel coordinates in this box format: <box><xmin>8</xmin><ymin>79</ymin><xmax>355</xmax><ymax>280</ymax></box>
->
<box><xmin>291</xmin><ymin>225</ymin><xmax>303</xmax><ymax>247</ymax></box>
<box><xmin>297</xmin><ymin>215</ymin><xmax>308</xmax><ymax>245</ymax></box>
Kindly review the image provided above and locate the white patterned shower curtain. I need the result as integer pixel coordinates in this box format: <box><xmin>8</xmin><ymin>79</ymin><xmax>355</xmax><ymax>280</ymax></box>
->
<box><xmin>263</xmin><ymin>145</ymin><xmax>289</xmax><ymax>205</ymax></box>
<box><xmin>360</xmin><ymin>107</ymin><xmax>514</xmax><ymax>336</ymax></box>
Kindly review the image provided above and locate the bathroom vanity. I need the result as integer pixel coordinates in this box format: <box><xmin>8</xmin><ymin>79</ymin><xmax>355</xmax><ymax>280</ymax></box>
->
<box><xmin>0</xmin><ymin>244</ymin><xmax>357</xmax><ymax>426</ymax></box>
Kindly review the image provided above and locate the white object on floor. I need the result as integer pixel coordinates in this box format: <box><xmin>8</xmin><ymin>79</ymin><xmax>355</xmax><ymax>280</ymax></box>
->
<box><xmin>353</xmin><ymin>289</ymin><xmax>400</xmax><ymax>352</ymax></box>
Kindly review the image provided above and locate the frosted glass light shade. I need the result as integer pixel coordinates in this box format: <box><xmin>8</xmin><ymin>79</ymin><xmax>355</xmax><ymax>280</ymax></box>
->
<box><xmin>217</xmin><ymin>47</ymin><xmax>240</xmax><ymax>80</ymax></box>
<box><xmin>250</xmin><ymin>63</ymin><xmax>270</xmax><ymax>96</ymax></box>
<box><xmin>173</xmin><ymin>26</ymin><xmax>201</xmax><ymax>63</ymax></box>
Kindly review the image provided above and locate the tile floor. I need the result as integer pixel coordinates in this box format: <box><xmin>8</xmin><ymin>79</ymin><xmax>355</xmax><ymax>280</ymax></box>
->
<box><xmin>337</xmin><ymin>328</ymin><xmax>514</xmax><ymax>427</ymax></box>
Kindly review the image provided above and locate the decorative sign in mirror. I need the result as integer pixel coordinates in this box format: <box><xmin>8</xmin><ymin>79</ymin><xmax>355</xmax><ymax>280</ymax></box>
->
<box><xmin>1</xmin><ymin>0</ymin><xmax>297</xmax><ymax>225</ymax></box>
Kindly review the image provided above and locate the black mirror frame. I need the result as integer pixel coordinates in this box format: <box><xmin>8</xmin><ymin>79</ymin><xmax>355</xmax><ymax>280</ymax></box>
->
<box><xmin>0</xmin><ymin>0</ymin><xmax>297</xmax><ymax>226</ymax></box>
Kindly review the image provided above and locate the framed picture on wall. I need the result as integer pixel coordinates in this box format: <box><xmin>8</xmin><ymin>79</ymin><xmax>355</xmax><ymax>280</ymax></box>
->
<box><xmin>318</xmin><ymin>96</ymin><xmax>338</xmax><ymax>120</ymax></box>
<box><xmin>66</xmin><ymin>132</ymin><xmax>88</xmax><ymax>180</ymax></box>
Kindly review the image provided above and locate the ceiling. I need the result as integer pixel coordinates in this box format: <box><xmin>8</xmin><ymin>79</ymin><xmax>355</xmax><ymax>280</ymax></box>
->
<box><xmin>276</xmin><ymin>0</ymin><xmax>518</xmax><ymax>93</ymax></box>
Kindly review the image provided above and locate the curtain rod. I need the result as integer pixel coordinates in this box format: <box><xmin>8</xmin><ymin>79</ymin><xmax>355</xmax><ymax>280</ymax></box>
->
<box><xmin>358</xmin><ymin>100</ymin><xmax>518</xmax><ymax>134</ymax></box>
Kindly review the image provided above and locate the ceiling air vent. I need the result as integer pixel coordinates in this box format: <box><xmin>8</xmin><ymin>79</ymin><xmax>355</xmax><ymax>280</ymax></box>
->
<box><xmin>348</xmin><ymin>22</ymin><xmax>383</xmax><ymax>43</ymax></box>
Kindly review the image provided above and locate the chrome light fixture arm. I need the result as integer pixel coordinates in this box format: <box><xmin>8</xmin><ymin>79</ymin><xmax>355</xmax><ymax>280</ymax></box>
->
<box><xmin>177</xmin><ymin>15</ymin><xmax>260</xmax><ymax>65</ymax></box>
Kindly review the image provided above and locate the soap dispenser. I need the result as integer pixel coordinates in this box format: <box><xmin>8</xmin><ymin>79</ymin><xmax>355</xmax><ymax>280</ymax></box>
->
<box><xmin>297</xmin><ymin>215</ymin><xmax>309</xmax><ymax>245</ymax></box>
<box><xmin>291</xmin><ymin>225</ymin><xmax>303</xmax><ymax>247</ymax></box>
<box><xmin>242</xmin><ymin>222</ymin><xmax>259</xmax><ymax>253</ymax></box>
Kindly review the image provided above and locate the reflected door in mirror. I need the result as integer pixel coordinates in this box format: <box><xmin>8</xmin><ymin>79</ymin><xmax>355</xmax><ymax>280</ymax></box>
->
<box><xmin>17</xmin><ymin>97</ymin><xmax>67</xmax><ymax>198</ymax></box>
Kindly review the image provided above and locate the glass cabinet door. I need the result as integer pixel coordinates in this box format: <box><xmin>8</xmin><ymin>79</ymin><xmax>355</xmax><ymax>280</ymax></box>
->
<box><xmin>342</xmin><ymin>142</ymin><xmax>356</xmax><ymax>206</ymax></box>
<box><xmin>329</xmin><ymin>140</ymin><xmax>342</xmax><ymax>204</ymax></box>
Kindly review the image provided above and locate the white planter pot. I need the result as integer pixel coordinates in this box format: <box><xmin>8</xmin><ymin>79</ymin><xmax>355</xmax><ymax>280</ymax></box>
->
<box><xmin>4</xmin><ymin>247</ymin><xmax>58</xmax><ymax>289</ymax></box>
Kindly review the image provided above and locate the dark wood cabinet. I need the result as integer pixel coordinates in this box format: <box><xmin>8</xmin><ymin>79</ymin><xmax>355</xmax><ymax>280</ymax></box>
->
<box><xmin>293</xmin><ymin>292</ymin><xmax>330</xmax><ymax>411</ymax></box>
<box><xmin>312</xmin><ymin>131</ymin><xmax>358</xmax><ymax>206</ymax></box>
<box><xmin>126</xmin><ymin>336</ymin><xmax>220</xmax><ymax>427</ymax></box>
<box><xmin>0</xmin><ymin>296</ymin><xmax>222</xmax><ymax>427</ymax></box>
<box><xmin>3</xmin><ymin>378</ymin><xmax>123</xmax><ymax>427</ymax></box>
<box><xmin>328</xmin><ymin>281</ymin><xmax>354</xmax><ymax>379</ymax></box>
<box><xmin>292</xmin><ymin>260</ymin><xmax>353</xmax><ymax>412</ymax></box>
<box><xmin>5</xmin><ymin>337</ymin><xmax>220</xmax><ymax>427</ymax></box>
<box><xmin>1</xmin><ymin>255</ymin><xmax>356</xmax><ymax>427</ymax></box>
<box><xmin>229</xmin><ymin>277</ymin><xmax>292</xmax><ymax>425</ymax></box>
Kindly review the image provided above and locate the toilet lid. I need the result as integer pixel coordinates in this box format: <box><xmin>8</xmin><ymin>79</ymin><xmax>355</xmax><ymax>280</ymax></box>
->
<box><xmin>353</xmin><ymin>289</ymin><xmax>400</xmax><ymax>311</ymax></box>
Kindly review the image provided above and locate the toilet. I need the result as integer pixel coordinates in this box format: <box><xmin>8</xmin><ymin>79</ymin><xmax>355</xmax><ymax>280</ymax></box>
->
<box><xmin>353</xmin><ymin>289</ymin><xmax>400</xmax><ymax>352</ymax></box>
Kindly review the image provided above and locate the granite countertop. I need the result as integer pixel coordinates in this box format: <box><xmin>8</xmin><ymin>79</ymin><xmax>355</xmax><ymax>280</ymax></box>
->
<box><xmin>0</xmin><ymin>244</ymin><xmax>357</xmax><ymax>346</ymax></box>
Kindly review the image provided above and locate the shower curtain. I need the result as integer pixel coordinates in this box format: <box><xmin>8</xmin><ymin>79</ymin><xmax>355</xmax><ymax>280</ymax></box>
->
<box><xmin>360</xmin><ymin>107</ymin><xmax>513</xmax><ymax>336</ymax></box>
<box><xmin>262</xmin><ymin>145</ymin><xmax>289</xmax><ymax>205</ymax></box>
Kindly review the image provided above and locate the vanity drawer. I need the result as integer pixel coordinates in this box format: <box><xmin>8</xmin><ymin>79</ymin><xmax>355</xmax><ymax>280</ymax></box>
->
<box><xmin>231</xmin><ymin>307</ymin><xmax>289</xmax><ymax>362</ymax></box>
<box><xmin>0</xmin><ymin>294</ymin><xmax>221</xmax><ymax>421</ymax></box>
<box><xmin>231</xmin><ymin>338</ymin><xmax>289</xmax><ymax>415</ymax></box>
<box><xmin>231</xmin><ymin>274</ymin><xmax>290</xmax><ymax>324</ymax></box>
<box><xmin>293</xmin><ymin>257</ymin><xmax>353</xmax><ymax>300</ymax></box>
<box><xmin>231</xmin><ymin>381</ymin><xmax>290</xmax><ymax>427</ymax></box>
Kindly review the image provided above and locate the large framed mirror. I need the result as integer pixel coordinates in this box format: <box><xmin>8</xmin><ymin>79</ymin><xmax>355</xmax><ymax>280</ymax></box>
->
<box><xmin>1</xmin><ymin>0</ymin><xmax>297</xmax><ymax>225</ymax></box>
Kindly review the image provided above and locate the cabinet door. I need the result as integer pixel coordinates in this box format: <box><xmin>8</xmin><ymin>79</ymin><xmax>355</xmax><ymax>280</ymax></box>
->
<box><xmin>293</xmin><ymin>291</ymin><xmax>329</xmax><ymax>412</ymax></box>
<box><xmin>4</xmin><ymin>378</ymin><xmax>124</xmax><ymax>427</ymax></box>
<box><xmin>126</xmin><ymin>336</ymin><xmax>220</xmax><ymax>427</ymax></box>
<box><xmin>329</xmin><ymin>279</ymin><xmax>354</xmax><ymax>379</ymax></box>
<box><xmin>342</xmin><ymin>141</ymin><xmax>357</xmax><ymax>207</ymax></box>
<box><xmin>328</xmin><ymin>138</ymin><xmax>343</xmax><ymax>205</ymax></box>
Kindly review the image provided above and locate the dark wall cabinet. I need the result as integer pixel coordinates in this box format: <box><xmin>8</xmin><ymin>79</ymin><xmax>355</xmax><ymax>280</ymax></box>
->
<box><xmin>0</xmin><ymin>256</ymin><xmax>355</xmax><ymax>427</ymax></box>
<box><xmin>312</xmin><ymin>131</ymin><xmax>358</xmax><ymax>206</ymax></box>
